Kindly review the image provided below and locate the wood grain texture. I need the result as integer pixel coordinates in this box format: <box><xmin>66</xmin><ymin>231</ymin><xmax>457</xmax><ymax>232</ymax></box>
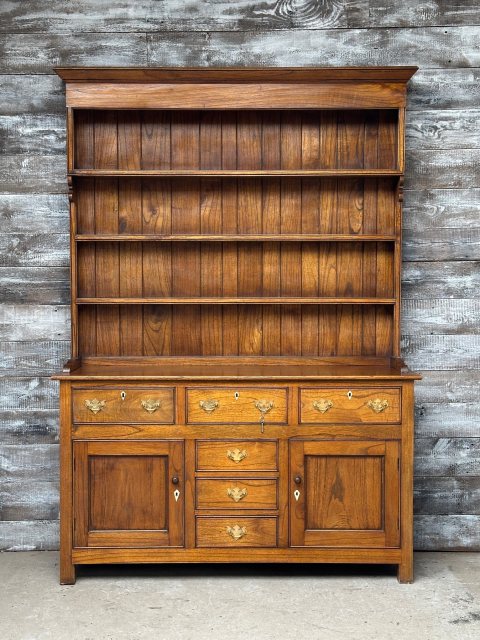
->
<box><xmin>1</xmin><ymin>0</ymin><xmax>479</xmax><ymax>552</ymax></box>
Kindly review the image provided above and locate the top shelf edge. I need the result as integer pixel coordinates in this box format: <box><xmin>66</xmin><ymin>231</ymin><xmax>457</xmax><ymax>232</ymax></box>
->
<box><xmin>69</xmin><ymin>169</ymin><xmax>403</xmax><ymax>178</ymax></box>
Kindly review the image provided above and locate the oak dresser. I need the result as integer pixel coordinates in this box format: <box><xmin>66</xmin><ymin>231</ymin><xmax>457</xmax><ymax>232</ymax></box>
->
<box><xmin>53</xmin><ymin>67</ymin><xmax>421</xmax><ymax>584</ymax></box>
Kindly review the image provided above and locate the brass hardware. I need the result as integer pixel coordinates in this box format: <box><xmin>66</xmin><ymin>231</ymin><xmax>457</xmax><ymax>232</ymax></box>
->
<box><xmin>313</xmin><ymin>399</ymin><xmax>333</xmax><ymax>414</ymax></box>
<box><xmin>84</xmin><ymin>399</ymin><xmax>106</xmax><ymax>414</ymax></box>
<box><xmin>347</xmin><ymin>391</ymin><xmax>353</xmax><ymax>400</ymax></box>
<box><xmin>199</xmin><ymin>399</ymin><xmax>219</xmax><ymax>413</ymax></box>
<box><xmin>294</xmin><ymin>489</ymin><xmax>301</xmax><ymax>502</ymax></box>
<box><xmin>226</xmin><ymin>449</ymin><xmax>247</xmax><ymax>464</ymax></box>
<box><xmin>255</xmin><ymin>400</ymin><xmax>274</xmax><ymax>415</ymax></box>
<box><xmin>227</xmin><ymin>487</ymin><xmax>248</xmax><ymax>503</ymax></box>
<box><xmin>173</xmin><ymin>489</ymin><xmax>180</xmax><ymax>502</ymax></box>
<box><xmin>226</xmin><ymin>525</ymin><xmax>247</xmax><ymax>541</ymax></box>
<box><xmin>367</xmin><ymin>398</ymin><xmax>389</xmax><ymax>413</ymax></box>
<box><xmin>234</xmin><ymin>392</ymin><xmax>240</xmax><ymax>400</ymax></box>
<box><xmin>141</xmin><ymin>399</ymin><xmax>161</xmax><ymax>413</ymax></box>
<box><xmin>120</xmin><ymin>391</ymin><xmax>126</xmax><ymax>401</ymax></box>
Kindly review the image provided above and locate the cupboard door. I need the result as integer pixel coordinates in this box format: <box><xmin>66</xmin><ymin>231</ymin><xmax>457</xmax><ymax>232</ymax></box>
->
<box><xmin>290</xmin><ymin>440</ymin><xmax>399</xmax><ymax>548</ymax></box>
<box><xmin>73</xmin><ymin>441</ymin><xmax>184</xmax><ymax>548</ymax></box>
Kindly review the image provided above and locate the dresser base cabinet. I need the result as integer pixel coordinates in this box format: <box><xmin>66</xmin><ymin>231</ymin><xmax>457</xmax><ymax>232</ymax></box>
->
<box><xmin>53</xmin><ymin>66</ymin><xmax>420</xmax><ymax>584</ymax></box>
<box><xmin>56</xmin><ymin>376</ymin><xmax>417</xmax><ymax>585</ymax></box>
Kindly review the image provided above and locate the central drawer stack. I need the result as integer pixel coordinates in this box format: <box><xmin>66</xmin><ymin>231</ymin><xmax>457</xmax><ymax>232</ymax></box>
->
<box><xmin>187</xmin><ymin>387</ymin><xmax>287</xmax><ymax>548</ymax></box>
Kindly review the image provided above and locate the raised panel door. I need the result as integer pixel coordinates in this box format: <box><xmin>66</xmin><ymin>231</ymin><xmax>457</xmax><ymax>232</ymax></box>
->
<box><xmin>73</xmin><ymin>440</ymin><xmax>184</xmax><ymax>547</ymax></box>
<box><xmin>290</xmin><ymin>440</ymin><xmax>400</xmax><ymax>548</ymax></box>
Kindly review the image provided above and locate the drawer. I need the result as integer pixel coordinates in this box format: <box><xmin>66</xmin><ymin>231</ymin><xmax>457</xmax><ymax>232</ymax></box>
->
<box><xmin>196</xmin><ymin>517</ymin><xmax>277</xmax><ymax>547</ymax></box>
<box><xmin>72</xmin><ymin>387</ymin><xmax>175</xmax><ymax>423</ymax></box>
<box><xmin>300</xmin><ymin>387</ymin><xmax>401</xmax><ymax>424</ymax></box>
<box><xmin>196</xmin><ymin>440</ymin><xmax>278</xmax><ymax>471</ymax></box>
<box><xmin>196</xmin><ymin>478</ymin><xmax>278</xmax><ymax>510</ymax></box>
<box><xmin>186</xmin><ymin>387</ymin><xmax>287</xmax><ymax>424</ymax></box>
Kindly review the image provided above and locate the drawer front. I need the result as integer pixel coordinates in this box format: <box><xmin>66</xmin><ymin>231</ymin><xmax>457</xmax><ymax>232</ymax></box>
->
<box><xmin>72</xmin><ymin>388</ymin><xmax>175</xmax><ymax>423</ymax></box>
<box><xmin>300</xmin><ymin>387</ymin><xmax>401</xmax><ymax>424</ymax></box>
<box><xmin>196</xmin><ymin>517</ymin><xmax>277</xmax><ymax>547</ymax></box>
<box><xmin>196</xmin><ymin>478</ymin><xmax>278</xmax><ymax>510</ymax></box>
<box><xmin>196</xmin><ymin>440</ymin><xmax>278</xmax><ymax>471</ymax></box>
<box><xmin>186</xmin><ymin>387</ymin><xmax>287</xmax><ymax>424</ymax></box>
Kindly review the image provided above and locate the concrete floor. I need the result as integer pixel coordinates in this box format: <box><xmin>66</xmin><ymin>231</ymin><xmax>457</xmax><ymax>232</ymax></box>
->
<box><xmin>0</xmin><ymin>553</ymin><xmax>479</xmax><ymax>640</ymax></box>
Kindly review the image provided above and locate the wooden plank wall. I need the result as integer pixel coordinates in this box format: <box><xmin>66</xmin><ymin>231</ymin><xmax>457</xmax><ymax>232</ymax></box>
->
<box><xmin>0</xmin><ymin>1</ymin><xmax>479</xmax><ymax>551</ymax></box>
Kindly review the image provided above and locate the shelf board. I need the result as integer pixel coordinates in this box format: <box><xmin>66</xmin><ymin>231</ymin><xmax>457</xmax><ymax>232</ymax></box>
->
<box><xmin>75</xmin><ymin>234</ymin><xmax>397</xmax><ymax>242</ymax></box>
<box><xmin>70</xmin><ymin>169</ymin><xmax>402</xmax><ymax>178</ymax></box>
<box><xmin>76</xmin><ymin>297</ymin><xmax>397</xmax><ymax>305</ymax></box>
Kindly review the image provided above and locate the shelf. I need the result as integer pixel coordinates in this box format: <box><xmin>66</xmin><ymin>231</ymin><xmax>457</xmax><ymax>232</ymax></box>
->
<box><xmin>76</xmin><ymin>297</ymin><xmax>396</xmax><ymax>305</ymax></box>
<box><xmin>75</xmin><ymin>234</ymin><xmax>397</xmax><ymax>243</ymax></box>
<box><xmin>70</xmin><ymin>169</ymin><xmax>402</xmax><ymax>178</ymax></box>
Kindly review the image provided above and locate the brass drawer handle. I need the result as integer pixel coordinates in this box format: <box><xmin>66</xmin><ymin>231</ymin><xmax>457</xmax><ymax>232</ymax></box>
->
<box><xmin>254</xmin><ymin>400</ymin><xmax>275</xmax><ymax>415</ymax></box>
<box><xmin>199</xmin><ymin>399</ymin><xmax>219</xmax><ymax>413</ymax></box>
<box><xmin>84</xmin><ymin>399</ymin><xmax>106</xmax><ymax>414</ymax></box>
<box><xmin>313</xmin><ymin>399</ymin><xmax>333</xmax><ymax>414</ymax></box>
<box><xmin>141</xmin><ymin>399</ymin><xmax>161</xmax><ymax>414</ymax></box>
<box><xmin>227</xmin><ymin>448</ymin><xmax>247</xmax><ymax>464</ymax></box>
<box><xmin>367</xmin><ymin>398</ymin><xmax>389</xmax><ymax>413</ymax></box>
<box><xmin>227</xmin><ymin>487</ymin><xmax>248</xmax><ymax>503</ymax></box>
<box><xmin>226</xmin><ymin>525</ymin><xmax>247</xmax><ymax>541</ymax></box>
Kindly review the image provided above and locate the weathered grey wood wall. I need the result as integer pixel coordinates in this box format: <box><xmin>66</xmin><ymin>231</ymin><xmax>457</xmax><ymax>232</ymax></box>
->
<box><xmin>0</xmin><ymin>1</ymin><xmax>479</xmax><ymax>551</ymax></box>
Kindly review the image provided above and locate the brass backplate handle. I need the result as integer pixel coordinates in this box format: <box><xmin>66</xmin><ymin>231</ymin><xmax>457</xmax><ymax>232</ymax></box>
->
<box><xmin>226</xmin><ymin>448</ymin><xmax>247</xmax><ymax>464</ymax></box>
<box><xmin>199</xmin><ymin>399</ymin><xmax>220</xmax><ymax>413</ymax></box>
<box><xmin>254</xmin><ymin>400</ymin><xmax>274</xmax><ymax>415</ymax></box>
<box><xmin>227</xmin><ymin>487</ymin><xmax>248</xmax><ymax>503</ymax></box>
<box><xmin>141</xmin><ymin>399</ymin><xmax>161</xmax><ymax>413</ymax></box>
<box><xmin>367</xmin><ymin>398</ymin><xmax>389</xmax><ymax>413</ymax></box>
<box><xmin>313</xmin><ymin>399</ymin><xmax>333</xmax><ymax>414</ymax></box>
<box><xmin>84</xmin><ymin>399</ymin><xmax>106</xmax><ymax>414</ymax></box>
<box><xmin>226</xmin><ymin>525</ymin><xmax>247</xmax><ymax>541</ymax></box>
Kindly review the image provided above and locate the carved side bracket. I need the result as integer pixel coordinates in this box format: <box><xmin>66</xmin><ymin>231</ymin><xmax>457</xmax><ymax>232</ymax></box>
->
<box><xmin>397</xmin><ymin>176</ymin><xmax>404</xmax><ymax>203</ymax></box>
<box><xmin>67</xmin><ymin>175</ymin><xmax>74</xmax><ymax>203</ymax></box>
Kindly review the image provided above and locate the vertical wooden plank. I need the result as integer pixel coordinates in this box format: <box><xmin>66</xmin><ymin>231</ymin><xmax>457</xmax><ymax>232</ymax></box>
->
<box><xmin>141</xmin><ymin>111</ymin><xmax>171</xmax><ymax>169</ymax></box>
<box><xmin>170</xmin><ymin>111</ymin><xmax>200</xmax><ymax>355</ymax></box>
<box><xmin>184</xmin><ymin>437</ymin><xmax>196</xmax><ymax>549</ymax></box>
<box><xmin>92</xmin><ymin>109</ymin><xmax>119</xmax><ymax>355</ymax></box>
<box><xmin>378</xmin><ymin>110</ymin><xmax>398</xmax><ymax>170</ymax></box>
<box><xmin>261</xmin><ymin>111</ymin><xmax>282</xmax><ymax>353</ymax></box>
<box><xmin>237</xmin><ymin>112</ymin><xmax>263</xmax><ymax>354</ymax></box>
<box><xmin>200</xmin><ymin>180</ymin><xmax>223</xmax><ymax>354</ymax></box>
<box><xmin>74</xmin><ymin>109</ymin><xmax>94</xmax><ymax>170</ymax></box>
<box><xmin>318</xmin><ymin>112</ymin><xmax>338</xmax><ymax>354</ymax></box>
<box><xmin>337</xmin><ymin>110</ymin><xmax>364</xmax><ymax>355</ymax></box>
<box><xmin>117</xmin><ymin>112</ymin><xmax>143</xmax><ymax>355</ymax></box>
<box><xmin>398</xmin><ymin>383</ymin><xmax>414</xmax><ymax>583</ymax></box>
<box><xmin>338</xmin><ymin>111</ymin><xmax>365</xmax><ymax>169</ymax></box>
<box><xmin>262</xmin><ymin>181</ymin><xmax>281</xmax><ymax>355</ymax></box>
<box><xmin>72</xmin><ymin>440</ymin><xmax>88</xmax><ymax>549</ymax></box>
<box><xmin>199</xmin><ymin>113</ymin><xmax>223</xmax><ymax>353</ymax></box>
<box><xmin>59</xmin><ymin>383</ymin><xmax>75</xmax><ymax>584</ymax></box>
<box><xmin>94</xmin><ymin>110</ymin><xmax>117</xmax><ymax>169</ymax></box>
<box><xmin>142</xmin><ymin>177</ymin><xmax>172</xmax><ymax>354</ymax></box>
<box><xmin>280</xmin><ymin>112</ymin><xmax>302</xmax><ymax>355</ymax></box>
<box><xmin>221</xmin><ymin>113</ymin><xmax>238</xmax><ymax>354</ymax></box>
